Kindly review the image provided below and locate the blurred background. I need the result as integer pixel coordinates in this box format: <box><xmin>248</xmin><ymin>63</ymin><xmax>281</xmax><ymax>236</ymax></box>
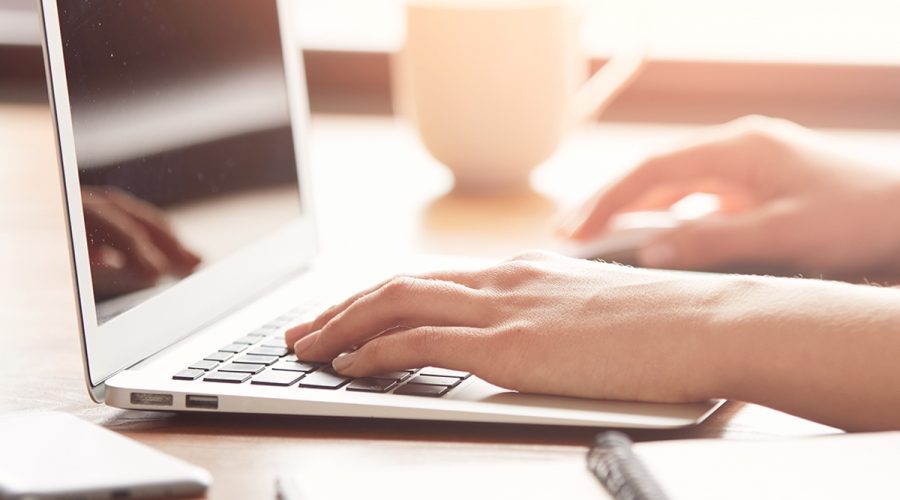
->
<box><xmin>3</xmin><ymin>0</ymin><xmax>900</xmax><ymax>127</ymax></box>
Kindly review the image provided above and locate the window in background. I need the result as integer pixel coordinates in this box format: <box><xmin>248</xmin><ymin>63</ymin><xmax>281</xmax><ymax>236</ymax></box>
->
<box><xmin>295</xmin><ymin>0</ymin><xmax>900</xmax><ymax>65</ymax></box>
<box><xmin>4</xmin><ymin>0</ymin><xmax>898</xmax><ymax>65</ymax></box>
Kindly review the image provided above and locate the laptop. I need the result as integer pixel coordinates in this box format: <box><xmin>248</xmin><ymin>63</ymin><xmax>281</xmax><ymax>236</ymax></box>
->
<box><xmin>38</xmin><ymin>0</ymin><xmax>722</xmax><ymax>428</ymax></box>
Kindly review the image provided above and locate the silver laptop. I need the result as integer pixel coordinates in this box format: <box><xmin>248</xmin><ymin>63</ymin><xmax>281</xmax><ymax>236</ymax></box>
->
<box><xmin>39</xmin><ymin>0</ymin><xmax>722</xmax><ymax>428</ymax></box>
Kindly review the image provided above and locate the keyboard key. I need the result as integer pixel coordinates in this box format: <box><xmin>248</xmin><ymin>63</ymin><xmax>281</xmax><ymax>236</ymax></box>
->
<box><xmin>273</xmin><ymin>360</ymin><xmax>320</xmax><ymax>372</ymax></box>
<box><xmin>394</xmin><ymin>384</ymin><xmax>451</xmax><ymax>398</ymax></box>
<box><xmin>218</xmin><ymin>363</ymin><xmax>266</xmax><ymax>374</ymax></box>
<box><xmin>233</xmin><ymin>354</ymin><xmax>279</xmax><ymax>365</ymax></box>
<box><xmin>251</xmin><ymin>370</ymin><xmax>305</xmax><ymax>386</ymax></box>
<box><xmin>204</xmin><ymin>351</ymin><xmax>233</xmax><ymax>362</ymax></box>
<box><xmin>249</xmin><ymin>346</ymin><xmax>289</xmax><ymax>357</ymax></box>
<box><xmin>346</xmin><ymin>378</ymin><xmax>399</xmax><ymax>393</ymax></box>
<box><xmin>233</xmin><ymin>335</ymin><xmax>262</xmax><ymax>345</ymax></box>
<box><xmin>298</xmin><ymin>369</ymin><xmax>351</xmax><ymax>389</ymax></box>
<box><xmin>419</xmin><ymin>367</ymin><xmax>470</xmax><ymax>379</ymax></box>
<box><xmin>371</xmin><ymin>371</ymin><xmax>415</xmax><ymax>381</ymax></box>
<box><xmin>249</xmin><ymin>326</ymin><xmax>279</xmax><ymax>336</ymax></box>
<box><xmin>204</xmin><ymin>371</ymin><xmax>250</xmax><ymax>383</ymax></box>
<box><xmin>282</xmin><ymin>354</ymin><xmax>299</xmax><ymax>362</ymax></box>
<box><xmin>173</xmin><ymin>369</ymin><xmax>205</xmax><ymax>381</ymax></box>
<box><xmin>406</xmin><ymin>375</ymin><xmax>461</xmax><ymax>387</ymax></box>
<box><xmin>219</xmin><ymin>343</ymin><xmax>248</xmax><ymax>353</ymax></box>
<box><xmin>189</xmin><ymin>360</ymin><xmax>219</xmax><ymax>371</ymax></box>
<box><xmin>262</xmin><ymin>336</ymin><xmax>289</xmax><ymax>348</ymax></box>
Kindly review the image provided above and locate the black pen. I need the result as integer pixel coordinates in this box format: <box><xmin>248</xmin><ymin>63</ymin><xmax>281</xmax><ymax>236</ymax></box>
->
<box><xmin>587</xmin><ymin>431</ymin><xmax>671</xmax><ymax>500</ymax></box>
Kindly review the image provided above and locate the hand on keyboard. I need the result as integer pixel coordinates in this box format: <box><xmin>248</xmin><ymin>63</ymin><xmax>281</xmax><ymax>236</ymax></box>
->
<box><xmin>173</xmin><ymin>306</ymin><xmax>470</xmax><ymax>398</ymax></box>
<box><xmin>286</xmin><ymin>250</ymin><xmax>743</xmax><ymax>403</ymax></box>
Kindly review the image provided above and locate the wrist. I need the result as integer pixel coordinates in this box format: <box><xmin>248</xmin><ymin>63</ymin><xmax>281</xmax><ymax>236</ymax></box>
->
<box><xmin>695</xmin><ymin>274</ymin><xmax>805</xmax><ymax>402</ymax></box>
<box><xmin>704</xmin><ymin>274</ymin><xmax>900</xmax><ymax>406</ymax></box>
<box><xmin>669</xmin><ymin>274</ymin><xmax>770</xmax><ymax>402</ymax></box>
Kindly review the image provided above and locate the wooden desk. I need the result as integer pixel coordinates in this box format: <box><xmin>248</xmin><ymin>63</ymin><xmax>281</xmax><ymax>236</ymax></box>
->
<box><xmin>2</xmin><ymin>103</ymin><xmax>870</xmax><ymax>498</ymax></box>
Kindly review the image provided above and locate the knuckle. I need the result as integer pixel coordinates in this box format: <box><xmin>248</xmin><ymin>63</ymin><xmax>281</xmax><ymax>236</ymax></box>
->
<box><xmin>731</xmin><ymin>114</ymin><xmax>795</xmax><ymax>135</ymax></box>
<box><xmin>503</xmin><ymin>260</ymin><xmax>545</xmax><ymax>280</ymax></box>
<box><xmin>508</xmin><ymin>249</ymin><xmax>552</xmax><ymax>262</ymax></box>
<box><xmin>729</xmin><ymin>115</ymin><xmax>785</xmax><ymax>146</ymax></box>
<box><xmin>324</xmin><ymin>302</ymin><xmax>343</xmax><ymax>317</ymax></box>
<box><xmin>483</xmin><ymin>262</ymin><xmax>529</xmax><ymax>288</ymax></box>
<box><xmin>732</xmin><ymin>114</ymin><xmax>774</xmax><ymax>130</ymax></box>
<box><xmin>380</xmin><ymin>276</ymin><xmax>419</xmax><ymax>299</ymax></box>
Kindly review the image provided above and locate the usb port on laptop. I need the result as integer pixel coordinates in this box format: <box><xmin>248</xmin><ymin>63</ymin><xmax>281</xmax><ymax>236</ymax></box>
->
<box><xmin>185</xmin><ymin>395</ymin><xmax>218</xmax><ymax>410</ymax></box>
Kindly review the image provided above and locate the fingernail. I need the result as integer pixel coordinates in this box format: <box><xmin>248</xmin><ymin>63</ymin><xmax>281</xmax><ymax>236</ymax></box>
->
<box><xmin>332</xmin><ymin>352</ymin><xmax>356</xmax><ymax>373</ymax></box>
<box><xmin>293</xmin><ymin>331</ymin><xmax>319</xmax><ymax>354</ymax></box>
<box><xmin>640</xmin><ymin>242</ymin><xmax>677</xmax><ymax>267</ymax></box>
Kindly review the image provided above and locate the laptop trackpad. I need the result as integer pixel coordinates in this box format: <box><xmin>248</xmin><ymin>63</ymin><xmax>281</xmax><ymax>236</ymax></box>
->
<box><xmin>447</xmin><ymin>377</ymin><xmax>722</xmax><ymax>427</ymax></box>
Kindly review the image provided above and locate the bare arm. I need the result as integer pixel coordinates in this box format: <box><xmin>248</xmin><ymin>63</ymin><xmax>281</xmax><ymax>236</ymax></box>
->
<box><xmin>284</xmin><ymin>115</ymin><xmax>900</xmax><ymax>431</ymax></box>
<box><xmin>286</xmin><ymin>252</ymin><xmax>900</xmax><ymax>432</ymax></box>
<box><xmin>713</xmin><ymin>276</ymin><xmax>900</xmax><ymax>431</ymax></box>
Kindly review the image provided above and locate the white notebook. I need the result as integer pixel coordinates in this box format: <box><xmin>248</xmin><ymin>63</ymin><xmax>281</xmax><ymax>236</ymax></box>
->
<box><xmin>634</xmin><ymin>432</ymin><xmax>900</xmax><ymax>499</ymax></box>
<box><xmin>284</xmin><ymin>433</ymin><xmax>900</xmax><ymax>500</ymax></box>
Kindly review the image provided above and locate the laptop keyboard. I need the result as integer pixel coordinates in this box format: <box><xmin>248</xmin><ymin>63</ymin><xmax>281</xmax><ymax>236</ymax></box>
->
<box><xmin>172</xmin><ymin>307</ymin><xmax>470</xmax><ymax>397</ymax></box>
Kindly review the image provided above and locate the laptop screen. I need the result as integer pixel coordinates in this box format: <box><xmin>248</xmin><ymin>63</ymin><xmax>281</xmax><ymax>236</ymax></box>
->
<box><xmin>56</xmin><ymin>0</ymin><xmax>302</xmax><ymax>324</ymax></box>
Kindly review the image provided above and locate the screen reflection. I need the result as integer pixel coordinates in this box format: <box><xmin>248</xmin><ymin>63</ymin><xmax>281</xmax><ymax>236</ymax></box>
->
<box><xmin>58</xmin><ymin>0</ymin><xmax>302</xmax><ymax>323</ymax></box>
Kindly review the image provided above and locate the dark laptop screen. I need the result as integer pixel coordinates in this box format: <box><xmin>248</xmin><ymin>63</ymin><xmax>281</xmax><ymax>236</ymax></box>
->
<box><xmin>56</xmin><ymin>0</ymin><xmax>302</xmax><ymax>323</ymax></box>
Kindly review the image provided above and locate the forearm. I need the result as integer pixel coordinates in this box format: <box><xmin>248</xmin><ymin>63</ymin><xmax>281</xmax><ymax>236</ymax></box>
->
<box><xmin>708</xmin><ymin>276</ymin><xmax>900</xmax><ymax>431</ymax></box>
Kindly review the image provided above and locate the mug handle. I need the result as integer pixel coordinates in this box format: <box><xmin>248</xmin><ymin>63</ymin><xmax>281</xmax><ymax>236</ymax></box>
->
<box><xmin>574</xmin><ymin>50</ymin><xmax>646</xmax><ymax>123</ymax></box>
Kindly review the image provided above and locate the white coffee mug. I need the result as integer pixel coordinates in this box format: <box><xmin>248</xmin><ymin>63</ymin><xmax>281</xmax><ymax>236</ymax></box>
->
<box><xmin>397</xmin><ymin>0</ymin><xmax>644</xmax><ymax>193</ymax></box>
